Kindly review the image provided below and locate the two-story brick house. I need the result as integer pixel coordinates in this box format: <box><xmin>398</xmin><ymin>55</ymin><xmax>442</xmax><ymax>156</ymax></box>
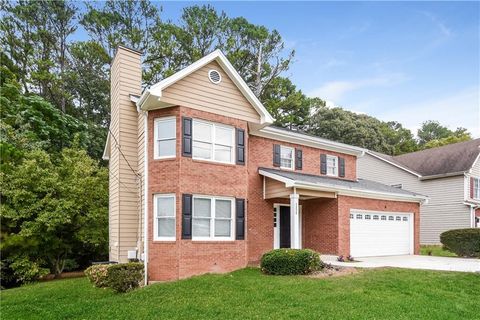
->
<box><xmin>103</xmin><ymin>46</ymin><xmax>426</xmax><ymax>282</ymax></box>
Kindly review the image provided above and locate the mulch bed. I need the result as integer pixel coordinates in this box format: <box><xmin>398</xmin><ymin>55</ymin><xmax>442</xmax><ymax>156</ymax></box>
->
<box><xmin>307</xmin><ymin>265</ymin><xmax>359</xmax><ymax>279</ymax></box>
<box><xmin>40</xmin><ymin>271</ymin><xmax>85</xmax><ymax>282</ymax></box>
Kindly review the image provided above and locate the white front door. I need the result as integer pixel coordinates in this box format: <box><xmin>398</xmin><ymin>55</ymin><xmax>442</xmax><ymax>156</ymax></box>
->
<box><xmin>350</xmin><ymin>210</ymin><xmax>413</xmax><ymax>257</ymax></box>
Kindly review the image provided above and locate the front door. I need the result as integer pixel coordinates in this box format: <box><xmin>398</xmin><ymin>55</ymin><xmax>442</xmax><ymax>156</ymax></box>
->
<box><xmin>279</xmin><ymin>206</ymin><xmax>291</xmax><ymax>248</ymax></box>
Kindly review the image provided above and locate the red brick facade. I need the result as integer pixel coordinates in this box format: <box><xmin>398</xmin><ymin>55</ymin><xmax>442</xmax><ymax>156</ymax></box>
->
<box><xmin>146</xmin><ymin>105</ymin><xmax>421</xmax><ymax>282</ymax></box>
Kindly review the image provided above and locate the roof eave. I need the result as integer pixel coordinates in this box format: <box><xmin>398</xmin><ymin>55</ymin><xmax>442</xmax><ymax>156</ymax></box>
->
<box><xmin>419</xmin><ymin>171</ymin><xmax>466</xmax><ymax>181</ymax></box>
<box><xmin>253</xmin><ymin>127</ymin><xmax>365</xmax><ymax>157</ymax></box>
<box><xmin>366</xmin><ymin>150</ymin><xmax>422</xmax><ymax>177</ymax></box>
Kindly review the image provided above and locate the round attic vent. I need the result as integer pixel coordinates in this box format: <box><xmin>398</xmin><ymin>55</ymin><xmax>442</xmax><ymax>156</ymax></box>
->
<box><xmin>208</xmin><ymin>69</ymin><xmax>222</xmax><ymax>84</ymax></box>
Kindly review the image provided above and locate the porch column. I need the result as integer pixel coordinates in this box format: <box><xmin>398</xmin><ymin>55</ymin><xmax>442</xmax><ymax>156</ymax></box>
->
<box><xmin>290</xmin><ymin>192</ymin><xmax>301</xmax><ymax>249</ymax></box>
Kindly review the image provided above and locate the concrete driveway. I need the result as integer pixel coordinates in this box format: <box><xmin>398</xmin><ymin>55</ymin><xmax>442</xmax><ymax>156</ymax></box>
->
<box><xmin>321</xmin><ymin>255</ymin><xmax>480</xmax><ymax>273</ymax></box>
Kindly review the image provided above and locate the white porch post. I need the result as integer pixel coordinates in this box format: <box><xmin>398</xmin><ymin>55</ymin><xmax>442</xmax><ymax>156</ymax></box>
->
<box><xmin>290</xmin><ymin>191</ymin><xmax>301</xmax><ymax>249</ymax></box>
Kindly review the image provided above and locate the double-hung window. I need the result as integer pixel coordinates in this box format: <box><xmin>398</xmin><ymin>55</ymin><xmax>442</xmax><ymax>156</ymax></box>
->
<box><xmin>154</xmin><ymin>194</ymin><xmax>176</xmax><ymax>241</ymax></box>
<box><xmin>192</xmin><ymin>120</ymin><xmax>234</xmax><ymax>164</ymax></box>
<box><xmin>326</xmin><ymin>155</ymin><xmax>338</xmax><ymax>176</ymax></box>
<box><xmin>154</xmin><ymin>117</ymin><xmax>176</xmax><ymax>159</ymax></box>
<box><xmin>280</xmin><ymin>146</ymin><xmax>294</xmax><ymax>170</ymax></box>
<box><xmin>192</xmin><ymin>196</ymin><xmax>234</xmax><ymax>240</ymax></box>
<box><xmin>473</xmin><ymin>178</ymin><xmax>480</xmax><ymax>200</ymax></box>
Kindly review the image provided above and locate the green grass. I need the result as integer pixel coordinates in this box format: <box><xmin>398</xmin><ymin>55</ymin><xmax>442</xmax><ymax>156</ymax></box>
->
<box><xmin>1</xmin><ymin>268</ymin><xmax>479</xmax><ymax>320</ymax></box>
<box><xmin>420</xmin><ymin>245</ymin><xmax>458</xmax><ymax>257</ymax></box>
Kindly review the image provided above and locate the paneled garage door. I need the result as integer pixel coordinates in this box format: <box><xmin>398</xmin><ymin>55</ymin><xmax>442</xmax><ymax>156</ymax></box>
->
<box><xmin>350</xmin><ymin>210</ymin><xmax>413</xmax><ymax>257</ymax></box>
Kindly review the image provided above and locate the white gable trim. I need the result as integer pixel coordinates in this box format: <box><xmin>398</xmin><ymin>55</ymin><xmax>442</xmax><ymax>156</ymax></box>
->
<box><xmin>137</xmin><ymin>50</ymin><xmax>274</xmax><ymax>125</ymax></box>
<box><xmin>366</xmin><ymin>151</ymin><xmax>422</xmax><ymax>178</ymax></box>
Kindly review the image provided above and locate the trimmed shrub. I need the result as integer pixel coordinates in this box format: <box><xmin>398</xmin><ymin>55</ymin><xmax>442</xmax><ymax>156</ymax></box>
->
<box><xmin>440</xmin><ymin>228</ymin><xmax>480</xmax><ymax>257</ymax></box>
<box><xmin>84</xmin><ymin>264</ymin><xmax>111</xmax><ymax>288</ymax></box>
<box><xmin>260</xmin><ymin>249</ymin><xmax>322</xmax><ymax>275</ymax></box>
<box><xmin>106</xmin><ymin>262</ymin><xmax>144</xmax><ymax>293</ymax></box>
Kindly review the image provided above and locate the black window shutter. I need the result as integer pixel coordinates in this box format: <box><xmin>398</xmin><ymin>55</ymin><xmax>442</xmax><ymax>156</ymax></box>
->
<box><xmin>320</xmin><ymin>154</ymin><xmax>327</xmax><ymax>174</ymax></box>
<box><xmin>235</xmin><ymin>198</ymin><xmax>245</xmax><ymax>240</ymax></box>
<box><xmin>182</xmin><ymin>194</ymin><xmax>192</xmax><ymax>239</ymax></box>
<box><xmin>339</xmin><ymin>157</ymin><xmax>345</xmax><ymax>177</ymax></box>
<box><xmin>273</xmin><ymin>144</ymin><xmax>281</xmax><ymax>167</ymax></box>
<box><xmin>182</xmin><ymin>117</ymin><xmax>192</xmax><ymax>157</ymax></box>
<box><xmin>236</xmin><ymin>128</ymin><xmax>245</xmax><ymax>165</ymax></box>
<box><xmin>295</xmin><ymin>148</ymin><xmax>303</xmax><ymax>170</ymax></box>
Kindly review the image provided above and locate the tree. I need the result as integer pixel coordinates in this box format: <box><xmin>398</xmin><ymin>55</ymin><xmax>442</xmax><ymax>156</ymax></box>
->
<box><xmin>262</xmin><ymin>77</ymin><xmax>316</xmax><ymax>130</ymax></box>
<box><xmin>422</xmin><ymin>128</ymin><xmax>472</xmax><ymax>149</ymax></box>
<box><xmin>1</xmin><ymin>146</ymin><xmax>108</xmax><ymax>279</ymax></box>
<box><xmin>418</xmin><ymin>120</ymin><xmax>472</xmax><ymax>149</ymax></box>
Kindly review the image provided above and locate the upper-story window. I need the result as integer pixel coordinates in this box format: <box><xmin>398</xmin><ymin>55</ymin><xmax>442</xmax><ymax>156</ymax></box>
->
<box><xmin>326</xmin><ymin>155</ymin><xmax>338</xmax><ymax>176</ymax></box>
<box><xmin>280</xmin><ymin>146</ymin><xmax>294</xmax><ymax>170</ymax></box>
<box><xmin>154</xmin><ymin>117</ymin><xmax>176</xmax><ymax>159</ymax></box>
<box><xmin>192</xmin><ymin>119</ymin><xmax>234</xmax><ymax>164</ymax></box>
<box><xmin>473</xmin><ymin>177</ymin><xmax>480</xmax><ymax>199</ymax></box>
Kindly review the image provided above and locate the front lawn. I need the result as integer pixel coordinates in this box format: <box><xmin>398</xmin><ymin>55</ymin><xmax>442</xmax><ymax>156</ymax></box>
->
<box><xmin>1</xmin><ymin>268</ymin><xmax>478</xmax><ymax>319</ymax></box>
<box><xmin>420</xmin><ymin>245</ymin><xmax>457</xmax><ymax>257</ymax></box>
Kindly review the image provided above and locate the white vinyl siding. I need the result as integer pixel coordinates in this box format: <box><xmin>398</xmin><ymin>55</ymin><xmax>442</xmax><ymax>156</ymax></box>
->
<box><xmin>473</xmin><ymin>178</ymin><xmax>480</xmax><ymax>199</ymax></box>
<box><xmin>280</xmin><ymin>146</ymin><xmax>294</xmax><ymax>170</ymax></box>
<box><xmin>192</xmin><ymin>196</ymin><xmax>234</xmax><ymax>240</ymax></box>
<box><xmin>154</xmin><ymin>117</ymin><xmax>176</xmax><ymax>159</ymax></box>
<box><xmin>358</xmin><ymin>154</ymin><xmax>471</xmax><ymax>244</ymax></box>
<box><xmin>153</xmin><ymin>194</ymin><xmax>176</xmax><ymax>241</ymax></box>
<box><xmin>192</xmin><ymin>119</ymin><xmax>234</xmax><ymax>164</ymax></box>
<box><xmin>326</xmin><ymin>155</ymin><xmax>338</xmax><ymax>177</ymax></box>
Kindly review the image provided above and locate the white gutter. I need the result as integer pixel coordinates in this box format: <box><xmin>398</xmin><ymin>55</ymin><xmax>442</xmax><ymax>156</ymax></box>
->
<box><xmin>143</xmin><ymin>111</ymin><xmax>149</xmax><ymax>285</ymax></box>
<box><xmin>419</xmin><ymin>171</ymin><xmax>466</xmax><ymax>181</ymax></box>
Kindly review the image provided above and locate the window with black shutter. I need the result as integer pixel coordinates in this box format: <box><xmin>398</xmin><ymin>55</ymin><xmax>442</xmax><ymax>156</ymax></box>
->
<box><xmin>339</xmin><ymin>157</ymin><xmax>345</xmax><ymax>177</ymax></box>
<box><xmin>235</xmin><ymin>198</ymin><xmax>245</xmax><ymax>240</ymax></box>
<box><xmin>320</xmin><ymin>154</ymin><xmax>327</xmax><ymax>174</ymax></box>
<box><xmin>182</xmin><ymin>117</ymin><xmax>192</xmax><ymax>157</ymax></box>
<box><xmin>182</xmin><ymin>194</ymin><xmax>192</xmax><ymax>239</ymax></box>
<box><xmin>236</xmin><ymin>128</ymin><xmax>245</xmax><ymax>165</ymax></box>
<box><xmin>295</xmin><ymin>148</ymin><xmax>303</xmax><ymax>170</ymax></box>
<box><xmin>273</xmin><ymin>144</ymin><xmax>281</xmax><ymax>167</ymax></box>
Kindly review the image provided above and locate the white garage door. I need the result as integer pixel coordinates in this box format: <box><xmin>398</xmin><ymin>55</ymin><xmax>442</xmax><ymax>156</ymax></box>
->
<box><xmin>350</xmin><ymin>210</ymin><xmax>413</xmax><ymax>257</ymax></box>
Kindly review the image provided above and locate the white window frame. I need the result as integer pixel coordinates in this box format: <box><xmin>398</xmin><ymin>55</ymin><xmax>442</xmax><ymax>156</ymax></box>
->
<box><xmin>326</xmin><ymin>155</ymin><xmax>338</xmax><ymax>177</ymax></box>
<box><xmin>280</xmin><ymin>145</ymin><xmax>295</xmax><ymax>170</ymax></box>
<box><xmin>153</xmin><ymin>194</ymin><xmax>176</xmax><ymax>241</ymax></box>
<box><xmin>192</xmin><ymin>119</ymin><xmax>235</xmax><ymax>164</ymax></box>
<box><xmin>153</xmin><ymin>116</ymin><xmax>176</xmax><ymax>159</ymax></box>
<box><xmin>473</xmin><ymin>177</ymin><xmax>480</xmax><ymax>200</ymax></box>
<box><xmin>192</xmin><ymin>195</ymin><xmax>235</xmax><ymax>241</ymax></box>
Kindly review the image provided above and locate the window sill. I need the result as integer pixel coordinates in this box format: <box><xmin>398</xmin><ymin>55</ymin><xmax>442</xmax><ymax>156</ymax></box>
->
<box><xmin>189</xmin><ymin>240</ymin><xmax>238</xmax><ymax>244</ymax></box>
<box><xmin>152</xmin><ymin>156</ymin><xmax>177</xmax><ymax>162</ymax></box>
<box><xmin>152</xmin><ymin>240</ymin><xmax>176</xmax><ymax>244</ymax></box>
<box><xmin>190</xmin><ymin>158</ymin><xmax>236</xmax><ymax>167</ymax></box>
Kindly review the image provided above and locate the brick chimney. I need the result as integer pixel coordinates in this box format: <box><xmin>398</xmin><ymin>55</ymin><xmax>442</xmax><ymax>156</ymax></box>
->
<box><xmin>108</xmin><ymin>46</ymin><xmax>143</xmax><ymax>262</ymax></box>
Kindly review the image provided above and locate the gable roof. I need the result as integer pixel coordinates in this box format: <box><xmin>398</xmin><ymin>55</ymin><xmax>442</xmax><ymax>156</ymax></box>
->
<box><xmin>367</xmin><ymin>139</ymin><xmax>480</xmax><ymax>179</ymax></box>
<box><xmin>137</xmin><ymin>49</ymin><xmax>274</xmax><ymax>125</ymax></box>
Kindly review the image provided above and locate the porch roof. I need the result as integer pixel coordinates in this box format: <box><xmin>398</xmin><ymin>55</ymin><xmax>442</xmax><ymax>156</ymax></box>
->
<box><xmin>258</xmin><ymin>167</ymin><xmax>428</xmax><ymax>203</ymax></box>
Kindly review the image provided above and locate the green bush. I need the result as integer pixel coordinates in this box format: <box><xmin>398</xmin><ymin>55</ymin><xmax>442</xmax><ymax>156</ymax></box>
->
<box><xmin>84</xmin><ymin>264</ymin><xmax>111</xmax><ymax>288</ymax></box>
<box><xmin>440</xmin><ymin>228</ymin><xmax>480</xmax><ymax>257</ymax></box>
<box><xmin>260</xmin><ymin>249</ymin><xmax>322</xmax><ymax>275</ymax></box>
<box><xmin>106</xmin><ymin>262</ymin><xmax>144</xmax><ymax>293</ymax></box>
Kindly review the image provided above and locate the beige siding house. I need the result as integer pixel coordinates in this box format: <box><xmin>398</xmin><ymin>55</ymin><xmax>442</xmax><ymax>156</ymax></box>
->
<box><xmin>358</xmin><ymin>139</ymin><xmax>480</xmax><ymax>244</ymax></box>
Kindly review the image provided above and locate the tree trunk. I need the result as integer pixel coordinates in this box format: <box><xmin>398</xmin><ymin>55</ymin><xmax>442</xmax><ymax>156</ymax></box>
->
<box><xmin>254</xmin><ymin>44</ymin><xmax>263</xmax><ymax>97</ymax></box>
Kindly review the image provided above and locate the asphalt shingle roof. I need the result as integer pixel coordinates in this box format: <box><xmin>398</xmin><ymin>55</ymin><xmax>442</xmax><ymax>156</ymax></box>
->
<box><xmin>259</xmin><ymin>167</ymin><xmax>425</xmax><ymax>198</ymax></box>
<box><xmin>372</xmin><ymin>139</ymin><xmax>480</xmax><ymax>177</ymax></box>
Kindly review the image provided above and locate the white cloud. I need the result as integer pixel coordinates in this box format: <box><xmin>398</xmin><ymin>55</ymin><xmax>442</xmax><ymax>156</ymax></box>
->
<box><xmin>378</xmin><ymin>86</ymin><xmax>480</xmax><ymax>137</ymax></box>
<box><xmin>308</xmin><ymin>73</ymin><xmax>409</xmax><ymax>101</ymax></box>
<box><xmin>421</xmin><ymin>11</ymin><xmax>453</xmax><ymax>38</ymax></box>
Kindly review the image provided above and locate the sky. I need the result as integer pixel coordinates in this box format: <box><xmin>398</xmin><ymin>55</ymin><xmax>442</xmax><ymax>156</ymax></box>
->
<box><xmin>78</xmin><ymin>1</ymin><xmax>480</xmax><ymax>137</ymax></box>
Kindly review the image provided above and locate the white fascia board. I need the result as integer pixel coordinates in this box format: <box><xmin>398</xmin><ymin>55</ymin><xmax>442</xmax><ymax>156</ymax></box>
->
<box><xmin>366</xmin><ymin>151</ymin><xmax>422</xmax><ymax>178</ymax></box>
<box><xmin>467</xmin><ymin>152</ymin><xmax>480</xmax><ymax>174</ymax></box>
<box><xmin>292</xmin><ymin>181</ymin><xmax>428</xmax><ymax>203</ymax></box>
<box><xmin>419</xmin><ymin>171</ymin><xmax>465</xmax><ymax>181</ymax></box>
<box><xmin>138</xmin><ymin>50</ymin><xmax>274</xmax><ymax>124</ymax></box>
<box><xmin>102</xmin><ymin>131</ymin><xmax>111</xmax><ymax>161</ymax></box>
<box><xmin>252</xmin><ymin>126</ymin><xmax>365</xmax><ymax>156</ymax></box>
<box><xmin>259</xmin><ymin>169</ymin><xmax>294</xmax><ymax>186</ymax></box>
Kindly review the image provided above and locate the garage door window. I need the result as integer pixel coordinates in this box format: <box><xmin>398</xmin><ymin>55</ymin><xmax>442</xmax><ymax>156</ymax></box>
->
<box><xmin>388</xmin><ymin>216</ymin><xmax>394</xmax><ymax>221</ymax></box>
<box><xmin>356</xmin><ymin>214</ymin><xmax>362</xmax><ymax>219</ymax></box>
<box><xmin>373</xmin><ymin>215</ymin><xmax>379</xmax><ymax>220</ymax></box>
<box><xmin>381</xmin><ymin>215</ymin><xmax>386</xmax><ymax>220</ymax></box>
<box><xmin>403</xmin><ymin>216</ymin><xmax>408</xmax><ymax>221</ymax></box>
<box><xmin>365</xmin><ymin>215</ymin><xmax>371</xmax><ymax>220</ymax></box>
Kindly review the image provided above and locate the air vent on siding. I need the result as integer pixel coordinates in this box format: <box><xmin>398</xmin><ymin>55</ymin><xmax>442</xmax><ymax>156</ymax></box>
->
<box><xmin>208</xmin><ymin>69</ymin><xmax>222</xmax><ymax>84</ymax></box>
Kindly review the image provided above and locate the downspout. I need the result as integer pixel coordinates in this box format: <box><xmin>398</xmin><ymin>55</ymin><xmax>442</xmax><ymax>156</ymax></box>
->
<box><xmin>143</xmin><ymin>111</ymin><xmax>149</xmax><ymax>285</ymax></box>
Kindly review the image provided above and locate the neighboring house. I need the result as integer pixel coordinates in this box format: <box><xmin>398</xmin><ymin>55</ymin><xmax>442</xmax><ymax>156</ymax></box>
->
<box><xmin>358</xmin><ymin>139</ymin><xmax>480</xmax><ymax>245</ymax></box>
<box><xmin>103</xmin><ymin>46</ymin><xmax>426</xmax><ymax>282</ymax></box>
